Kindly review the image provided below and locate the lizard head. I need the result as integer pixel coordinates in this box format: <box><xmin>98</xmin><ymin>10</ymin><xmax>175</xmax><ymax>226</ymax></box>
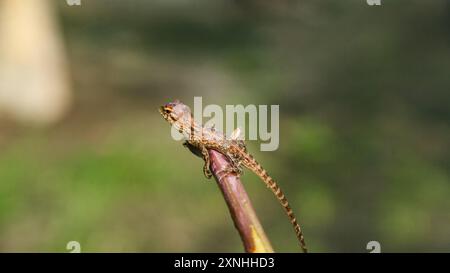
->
<box><xmin>159</xmin><ymin>100</ymin><xmax>191</xmax><ymax>124</ymax></box>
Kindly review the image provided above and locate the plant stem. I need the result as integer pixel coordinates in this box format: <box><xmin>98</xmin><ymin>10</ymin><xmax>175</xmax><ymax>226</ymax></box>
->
<box><xmin>208</xmin><ymin>149</ymin><xmax>274</xmax><ymax>253</ymax></box>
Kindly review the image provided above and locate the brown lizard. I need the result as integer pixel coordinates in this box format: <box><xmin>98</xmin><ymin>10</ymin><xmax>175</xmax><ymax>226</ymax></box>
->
<box><xmin>159</xmin><ymin>100</ymin><xmax>307</xmax><ymax>253</ymax></box>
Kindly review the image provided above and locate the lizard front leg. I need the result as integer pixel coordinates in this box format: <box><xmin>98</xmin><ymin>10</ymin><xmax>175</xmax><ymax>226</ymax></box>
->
<box><xmin>182</xmin><ymin>141</ymin><xmax>212</xmax><ymax>179</ymax></box>
<box><xmin>200</xmin><ymin>145</ymin><xmax>213</xmax><ymax>179</ymax></box>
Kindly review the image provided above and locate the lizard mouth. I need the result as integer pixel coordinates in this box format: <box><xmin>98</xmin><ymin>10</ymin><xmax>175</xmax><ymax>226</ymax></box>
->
<box><xmin>158</xmin><ymin>106</ymin><xmax>166</xmax><ymax>117</ymax></box>
<box><xmin>158</xmin><ymin>105</ymin><xmax>165</xmax><ymax>114</ymax></box>
<box><xmin>159</xmin><ymin>105</ymin><xmax>177</xmax><ymax>122</ymax></box>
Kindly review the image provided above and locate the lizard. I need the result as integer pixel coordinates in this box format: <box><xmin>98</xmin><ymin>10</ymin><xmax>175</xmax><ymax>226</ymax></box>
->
<box><xmin>159</xmin><ymin>100</ymin><xmax>307</xmax><ymax>253</ymax></box>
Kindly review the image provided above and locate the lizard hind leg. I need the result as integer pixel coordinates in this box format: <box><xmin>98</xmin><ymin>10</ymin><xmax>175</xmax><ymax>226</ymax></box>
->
<box><xmin>225</xmin><ymin>152</ymin><xmax>244</xmax><ymax>176</ymax></box>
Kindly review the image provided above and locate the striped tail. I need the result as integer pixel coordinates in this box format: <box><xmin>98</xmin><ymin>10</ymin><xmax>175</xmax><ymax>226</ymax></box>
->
<box><xmin>245</xmin><ymin>156</ymin><xmax>307</xmax><ymax>253</ymax></box>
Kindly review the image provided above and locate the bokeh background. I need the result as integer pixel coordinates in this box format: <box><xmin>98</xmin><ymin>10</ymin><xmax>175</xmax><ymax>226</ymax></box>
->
<box><xmin>0</xmin><ymin>0</ymin><xmax>449</xmax><ymax>252</ymax></box>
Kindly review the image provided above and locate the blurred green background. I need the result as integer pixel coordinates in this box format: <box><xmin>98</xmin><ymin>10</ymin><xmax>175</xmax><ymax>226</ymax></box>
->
<box><xmin>0</xmin><ymin>0</ymin><xmax>449</xmax><ymax>252</ymax></box>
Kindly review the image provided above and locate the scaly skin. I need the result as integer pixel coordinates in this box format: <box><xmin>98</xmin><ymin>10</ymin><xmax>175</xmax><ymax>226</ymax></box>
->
<box><xmin>159</xmin><ymin>100</ymin><xmax>307</xmax><ymax>253</ymax></box>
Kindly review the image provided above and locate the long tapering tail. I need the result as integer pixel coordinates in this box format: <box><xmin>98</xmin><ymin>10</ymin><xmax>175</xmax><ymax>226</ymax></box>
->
<box><xmin>245</xmin><ymin>156</ymin><xmax>307</xmax><ymax>253</ymax></box>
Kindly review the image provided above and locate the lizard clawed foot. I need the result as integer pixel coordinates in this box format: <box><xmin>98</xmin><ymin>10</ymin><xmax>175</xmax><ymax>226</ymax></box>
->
<box><xmin>225</xmin><ymin>153</ymin><xmax>244</xmax><ymax>176</ymax></box>
<box><xmin>216</xmin><ymin>165</ymin><xmax>242</xmax><ymax>179</ymax></box>
<box><xmin>203</xmin><ymin>166</ymin><xmax>213</xmax><ymax>179</ymax></box>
